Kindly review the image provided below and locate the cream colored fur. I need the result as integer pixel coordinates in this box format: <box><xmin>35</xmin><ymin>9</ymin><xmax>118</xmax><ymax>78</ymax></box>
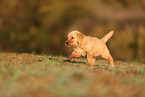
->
<box><xmin>65</xmin><ymin>30</ymin><xmax>114</xmax><ymax>68</ymax></box>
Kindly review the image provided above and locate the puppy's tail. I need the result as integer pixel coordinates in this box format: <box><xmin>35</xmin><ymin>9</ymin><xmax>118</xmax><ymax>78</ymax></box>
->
<box><xmin>101</xmin><ymin>30</ymin><xmax>114</xmax><ymax>43</ymax></box>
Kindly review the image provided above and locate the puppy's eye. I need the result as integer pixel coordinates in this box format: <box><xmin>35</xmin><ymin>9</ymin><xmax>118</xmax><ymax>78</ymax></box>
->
<box><xmin>71</xmin><ymin>37</ymin><xmax>74</xmax><ymax>39</ymax></box>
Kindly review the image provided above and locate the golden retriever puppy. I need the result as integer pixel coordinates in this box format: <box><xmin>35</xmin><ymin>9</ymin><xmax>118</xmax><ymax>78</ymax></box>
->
<box><xmin>65</xmin><ymin>30</ymin><xmax>114</xmax><ymax>68</ymax></box>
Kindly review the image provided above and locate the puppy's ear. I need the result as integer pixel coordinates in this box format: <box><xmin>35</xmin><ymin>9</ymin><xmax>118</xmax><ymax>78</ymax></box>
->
<box><xmin>76</xmin><ymin>33</ymin><xmax>85</xmax><ymax>44</ymax></box>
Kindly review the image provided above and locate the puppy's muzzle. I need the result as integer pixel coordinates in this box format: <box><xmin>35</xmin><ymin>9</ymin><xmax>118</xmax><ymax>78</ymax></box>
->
<box><xmin>65</xmin><ymin>42</ymin><xmax>69</xmax><ymax>45</ymax></box>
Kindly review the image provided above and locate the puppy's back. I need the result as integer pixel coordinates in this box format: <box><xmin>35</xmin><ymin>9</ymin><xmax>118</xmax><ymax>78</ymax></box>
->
<box><xmin>87</xmin><ymin>36</ymin><xmax>105</xmax><ymax>55</ymax></box>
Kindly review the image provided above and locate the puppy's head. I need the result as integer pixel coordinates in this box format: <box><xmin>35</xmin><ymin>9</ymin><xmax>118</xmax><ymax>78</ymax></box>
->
<box><xmin>65</xmin><ymin>30</ymin><xmax>85</xmax><ymax>47</ymax></box>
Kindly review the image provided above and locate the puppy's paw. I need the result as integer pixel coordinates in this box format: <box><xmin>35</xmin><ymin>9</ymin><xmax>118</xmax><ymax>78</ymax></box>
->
<box><xmin>111</xmin><ymin>64</ymin><xmax>114</xmax><ymax>67</ymax></box>
<box><xmin>90</xmin><ymin>66</ymin><xmax>94</xmax><ymax>69</ymax></box>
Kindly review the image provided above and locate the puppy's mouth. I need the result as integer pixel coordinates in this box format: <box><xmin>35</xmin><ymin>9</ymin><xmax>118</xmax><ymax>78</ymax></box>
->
<box><xmin>65</xmin><ymin>44</ymin><xmax>71</xmax><ymax>47</ymax></box>
<box><xmin>65</xmin><ymin>42</ymin><xmax>78</xmax><ymax>47</ymax></box>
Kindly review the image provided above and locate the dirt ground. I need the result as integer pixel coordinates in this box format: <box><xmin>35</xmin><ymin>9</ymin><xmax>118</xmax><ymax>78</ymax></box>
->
<box><xmin>0</xmin><ymin>52</ymin><xmax>145</xmax><ymax>97</ymax></box>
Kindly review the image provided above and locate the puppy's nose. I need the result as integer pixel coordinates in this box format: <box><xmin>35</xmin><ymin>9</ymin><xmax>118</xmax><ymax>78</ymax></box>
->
<box><xmin>65</xmin><ymin>42</ymin><xmax>68</xmax><ymax>45</ymax></box>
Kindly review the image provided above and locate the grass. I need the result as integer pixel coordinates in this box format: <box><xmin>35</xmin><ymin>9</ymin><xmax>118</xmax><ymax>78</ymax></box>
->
<box><xmin>0</xmin><ymin>53</ymin><xmax>145</xmax><ymax>97</ymax></box>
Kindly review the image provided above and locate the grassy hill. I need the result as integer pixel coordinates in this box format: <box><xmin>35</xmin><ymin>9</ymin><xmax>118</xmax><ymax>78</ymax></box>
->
<box><xmin>0</xmin><ymin>53</ymin><xmax>145</xmax><ymax>97</ymax></box>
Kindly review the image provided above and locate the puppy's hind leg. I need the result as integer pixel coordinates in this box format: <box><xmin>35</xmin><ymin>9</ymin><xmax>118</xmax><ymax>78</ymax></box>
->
<box><xmin>68</xmin><ymin>51</ymin><xmax>81</xmax><ymax>61</ymax></box>
<box><xmin>101</xmin><ymin>47</ymin><xmax>114</xmax><ymax>67</ymax></box>
<box><xmin>106</xmin><ymin>55</ymin><xmax>114</xmax><ymax>67</ymax></box>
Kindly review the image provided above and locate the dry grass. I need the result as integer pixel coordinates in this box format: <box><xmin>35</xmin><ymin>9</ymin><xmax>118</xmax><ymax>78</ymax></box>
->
<box><xmin>0</xmin><ymin>52</ymin><xmax>145</xmax><ymax>97</ymax></box>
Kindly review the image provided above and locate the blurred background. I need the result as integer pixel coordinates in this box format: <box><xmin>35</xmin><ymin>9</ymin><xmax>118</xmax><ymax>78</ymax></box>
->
<box><xmin>0</xmin><ymin>0</ymin><xmax>145</xmax><ymax>62</ymax></box>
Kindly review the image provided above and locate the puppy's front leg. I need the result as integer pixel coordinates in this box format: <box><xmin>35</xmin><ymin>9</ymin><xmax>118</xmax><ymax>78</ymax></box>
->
<box><xmin>68</xmin><ymin>51</ymin><xmax>81</xmax><ymax>61</ymax></box>
<box><xmin>87</xmin><ymin>53</ymin><xmax>95</xmax><ymax>68</ymax></box>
